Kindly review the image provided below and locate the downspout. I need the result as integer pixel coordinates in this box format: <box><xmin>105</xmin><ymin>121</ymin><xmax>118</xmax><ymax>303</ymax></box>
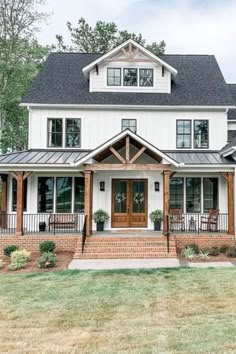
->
<box><xmin>234</xmin><ymin>166</ymin><xmax>236</xmax><ymax>238</ymax></box>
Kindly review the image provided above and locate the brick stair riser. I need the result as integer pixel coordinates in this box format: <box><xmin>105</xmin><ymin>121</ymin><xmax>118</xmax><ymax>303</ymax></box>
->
<box><xmin>78</xmin><ymin>254</ymin><xmax>177</xmax><ymax>259</ymax></box>
<box><xmin>76</xmin><ymin>247</ymin><xmax>176</xmax><ymax>253</ymax></box>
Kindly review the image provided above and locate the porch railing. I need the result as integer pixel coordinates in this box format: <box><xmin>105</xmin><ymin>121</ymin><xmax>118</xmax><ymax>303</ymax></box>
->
<box><xmin>169</xmin><ymin>213</ymin><xmax>228</xmax><ymax>234</ymax></box>
<box><xmin>0</xmin><ymin>213</ymin><xmax>84</xmax><ymax>235</ymax></box>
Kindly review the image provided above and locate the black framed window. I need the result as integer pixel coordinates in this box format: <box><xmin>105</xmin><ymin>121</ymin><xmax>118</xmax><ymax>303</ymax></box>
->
<box><xmin>48</xmin><ymin>118</ymin><xmax>63</xmax><ymax>147</ymax></box>
<box><xmin>203</xmin><ymin>178</ymin><xmax>218</xmax><ymax>212</ymax></box>
<box><xmin>194</xmin><ymin>120</ymin><xmax>209</xmax><ymax>148</ymax></box>
<box><xmin>186</xmin><ymin>178</ymin><xmax>201</xmax><ymax>213</ymax></box>
<box><xmin>12</xmin><ymin>179</ymin><xmax>27</xmax><ymax>212</ymax></box>
<box><xmin>107</xmin><ymin>68</ymin><xmax>121</xmax><ymax>86</ymax></box>
<box><xmin>56</xmin><ymin>177</ymin><xmax>72</xmax><ymax>213</ymax></box>
<box><xmin>38</xmin><ymin>177</ymin><xmax>54</xmax><ymax>213</ymax></box>
<box><xmin>123</xmin><ymin>68</ymin><xmax>137</xmax><ymax>86</ymax></box>
<box><xmin>139</xmin><ymin>69</ymin><xmax>153</xmax><ymax>87</ymax></box>
<box><xmin>170</xmin><ymin>178</ymin><xmax>184</xmax><ymax>209</ymax></box>
<box><xmin>121</xmin><ymin>119</ymin><xmax>137</xmax><ymax>133</ymax></box>
<box><xmin>176</xmin><ymin>120</ymin><xmax>191</xmax><ymax>148</ymax></box>
<box><xmin>66</xmin><ymin>119</ymin><xmax>81</xmax><ymax>147</ymax></box>
<box><xmin>74</xmin><ymin>177</ymin><xmax>85</xmax><ymax>213</ymax></box>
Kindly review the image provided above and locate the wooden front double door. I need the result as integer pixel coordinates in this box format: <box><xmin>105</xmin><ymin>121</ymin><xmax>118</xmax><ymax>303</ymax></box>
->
<box><xmin>112</xmin><ymin>179</ymin><xmax>148</xmax><ymax>228</ymax></box>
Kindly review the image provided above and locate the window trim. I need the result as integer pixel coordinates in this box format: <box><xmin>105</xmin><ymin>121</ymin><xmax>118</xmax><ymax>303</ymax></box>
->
<box><xmin>47</xmin><ymin>118</ymin><xmax>63</xmax><ymax>148</ymax></box>
<box><xmin>176</xmin><ymin>120</ymin><xmax>192</xmax><ymax>149</ymax></box>
<box><xmin>121</xmin><ymin>119</ymin><xmax>137</xmax><ymax>134</ymax></box>
<box><xmin>107</xmin><ymin>68</ymin><xmax>121</xmax><ymax>86</ymax></box>
<box><xmin>65</xmin><ymin>118</ymin><xmax>82</xmax><ymax>148</ymax></box>
<box><xmin>193</xmin><ymin>119</ymin><xmax>209</xmax><ymax>149</ymax></box>
<box><xmin>139</xmin><ymin>68</ymin><xmax>154</xmax><ymax>87</ymax></box>
<box><xmin>37</xmin><ymin>176</ymin><xmax>54</xmax><ymax>214</ymax></box>
<box><xmin>123</xmin><ymin>68</ymin><xmax>138</xmax><ymax>87</ymax></box>
<box><xmin>56</xmin><ymin>177</ymin><xmax>73</xmax><ymax>213</ymax></box>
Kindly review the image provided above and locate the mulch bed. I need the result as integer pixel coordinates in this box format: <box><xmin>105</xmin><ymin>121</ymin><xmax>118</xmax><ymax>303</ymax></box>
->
<box><xmin>0</xmin><ymin>251</ymin><xmax>74</xmax><ymax>274</ymax></box>
<box><xmin>178</xmin><ymin>253</ymin><xmax>236</xmax><ymax>263</ymax></box>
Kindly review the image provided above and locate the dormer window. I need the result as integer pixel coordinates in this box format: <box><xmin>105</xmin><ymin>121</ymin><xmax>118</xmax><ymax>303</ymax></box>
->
<box><xmin>139</xmin><ymin>69</ymin><xmax>153</xmax><ymax>87</ymax></box>
<box><xmin>123</xmin><ymin>68</ymin><xmax>137</xmax><ymax>86</ymax></box>
<box><xmin>107</xmin><ymin>68</ymin><xmax>121</xmax><ymax>86</ymax></box>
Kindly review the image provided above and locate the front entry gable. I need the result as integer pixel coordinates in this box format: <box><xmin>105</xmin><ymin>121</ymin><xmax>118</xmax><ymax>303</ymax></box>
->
<box><xmin>74</xmin><ymin>129</ymin><xmax>179</xmax><ymax>169</ymax></box>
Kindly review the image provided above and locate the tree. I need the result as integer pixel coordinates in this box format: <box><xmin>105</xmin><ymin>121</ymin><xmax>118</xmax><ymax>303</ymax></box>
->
<box><xmin>56</xmin><ymin>18</ymin><xmax>166</xmax><ymax>56</ymax></box>
<box><xmin>0</xmin><ymin>0</ymin><xmax>48</xmax><ymax>152</ymax></box>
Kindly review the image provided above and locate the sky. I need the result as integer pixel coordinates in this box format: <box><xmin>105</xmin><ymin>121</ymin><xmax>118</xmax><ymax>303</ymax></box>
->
<box><xmin>37</xmin><ymin>0</ymin><xmax>236</xmax><ymax>82</ymax></box>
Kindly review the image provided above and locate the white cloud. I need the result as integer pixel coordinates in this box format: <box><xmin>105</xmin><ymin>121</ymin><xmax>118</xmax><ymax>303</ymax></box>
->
<box><xmin>37</xmin><ymin>0</ymin><xmax>236</xmax><ymax>81</ymax></box>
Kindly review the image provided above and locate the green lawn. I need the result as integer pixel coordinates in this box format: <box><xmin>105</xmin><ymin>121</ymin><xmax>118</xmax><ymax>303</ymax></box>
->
<box><xmin>1</xmin><ymin>268</ymin><xmax>236</xmax><ymax>353</ymax></box>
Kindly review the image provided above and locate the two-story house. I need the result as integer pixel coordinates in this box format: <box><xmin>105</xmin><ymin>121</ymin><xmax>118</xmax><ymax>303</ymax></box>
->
<box><xmin>0</xmin><ymin>39</ymin><xmax>235</xmax><ymax>256</ymax></box>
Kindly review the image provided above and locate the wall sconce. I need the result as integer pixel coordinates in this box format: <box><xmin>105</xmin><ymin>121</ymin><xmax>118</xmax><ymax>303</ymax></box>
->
<box><xmin>100</xmin><ymin>181</ymin><xmax>105</xmax><ymax>191</ymax></box>
<box><xmin>154</xmin><ymin>181</ymin><xmax>160</xmax><ymax>192</ymax></box>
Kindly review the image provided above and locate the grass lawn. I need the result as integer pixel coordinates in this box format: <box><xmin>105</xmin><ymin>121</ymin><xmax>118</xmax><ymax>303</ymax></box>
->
<box><xmin>1</xmin><ymin>268</ymin><xmax>236</xmax><ymax>353</ymax></box>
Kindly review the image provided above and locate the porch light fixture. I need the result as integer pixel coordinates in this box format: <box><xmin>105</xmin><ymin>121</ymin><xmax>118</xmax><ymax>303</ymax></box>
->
<box><xmin>154</xmin><ymin>181</ymin><xmax>160</xmax><ymax>192</ymax></box>
<box><xmin>100</xmin><ymin>181</ymin><xmax>105</xmax><ymax>191</ymax></box>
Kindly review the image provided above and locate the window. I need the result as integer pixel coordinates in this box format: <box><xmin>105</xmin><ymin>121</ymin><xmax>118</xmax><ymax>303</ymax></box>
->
<box><xmin>228</xmin><ymin>130</ymin><xmax>236</xmax><ymax>142</ymax></box>
<box><xmin>194</xmin><ymin>120</ymin><xmax>209</xmax><ymax>148</ymax></box>
<box><xmin>38</xmin><ymin>177</ymin><xmax>54</xmax><ymax>213</ymax></box>
<box><xmin>66</xmin><ymin>119</ymin><xmax>81</xmax><ymax>147</ymax></box>
<box><xmin>170</xmin><ymin>178</ymin><xmax>184</xmax><ymax>209</ymax></box>
<box><xmin>74</xmin><ymin>177</ymin><xmax>85</xmax><ymax>213</ymax></box>
<box><xmin>176</xmin><ymin>120</ymin><xmax>191</xmax><ymax>148</ymax></box>
<box><xmin>139</xmin><ymin>69</ymin><xmax>153</xmax><ymax>87</ymax></box>
<box><xmin>186</xmin><ymin>178</ymin><xmax>201</xmax><ymax>213</ymax></box>
<box><xmin>121</xmin><ymin>119</ymin><xmax>137</xmax><ymax>133</ymax></box>
<box><xmin>48</xmin><ymin>119</ymin><xmax>63</xmax><ymax>147</ymax></box>
<box><xmin>12</xmin><ymin>179</ymin><xmax>27</xmax><ymax>212</ymax></box>
<box><xmin>107</xmin><ymin>68</ymin><xmax>121</xmax><ymax>86</ymax></box>
<box><xmin>203</xmin><ymin>178</ymin><xmax>218</xmax><ymax>213</ymax></box>
<box><xmin>56</xmin><ymin>177</ymin><xmax>72</xmax><ymax>213</ymax></box>
<box><xmin>123</xmin><ymin>68</ymin><xmax>137</xmax><ymax>86</ymax></box>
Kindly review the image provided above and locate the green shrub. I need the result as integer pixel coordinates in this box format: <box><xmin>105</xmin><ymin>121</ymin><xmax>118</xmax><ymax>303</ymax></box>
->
<box><xmin>8</xmin><ymin>250</ymin><xmax>31</xmax><ymax>271</ymax></box>
<box><xmin>181</xmin><ymin>247</ymin><xmax>195</xmax><ymax>261</ymax></box>
<box><xmin>198</xmin><ymin>250</ymin><xmax>209</xmax><ymax>262</ymax></box>
<box><xmin>3</xmin><ymin>245</ymin><xmax>19</xmax><ymax>257</ymax></box>
<box><xmin>208</xmin><ymin>246</ymin><xmax>220</xmax><ymax>256</ymax></box>
<box><xmin>226</xmin><ymin>247</ymin><xmax>236</xmax><ymax>258</ymax></box>
<box><xmin>39</xmin><ymin>241</ymin><xmax>56</xmax><ymax>254</ymax></box>
<box><xmin>0</xmin><ymin>259</ymin><xmax>4</xmax><ymax>269</ymax></box>
<box><xmin>184</xmin><ymin>243</ymin><xmax>199</xmax><ymax>254</ymax></box>
<box><xmin>220</xmin><ymin>244</ymin><xmax>230</xmax><ymax>254</ymax></box>
<box><xmin>38</xmin><ymin>252</ymin><xmax>57</xmax><ymax>268</ymax></box>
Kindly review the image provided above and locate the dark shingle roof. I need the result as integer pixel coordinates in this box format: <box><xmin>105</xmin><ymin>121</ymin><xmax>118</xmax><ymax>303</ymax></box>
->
<box><xmin>22</xmin><ymin>53</ymin><xmax>234</xmax><ymax>106</ymax></box>
<box><xmin>227</xmin><ymin>84</ymin><xmax>236</xmax><ymax>119</ymax></box>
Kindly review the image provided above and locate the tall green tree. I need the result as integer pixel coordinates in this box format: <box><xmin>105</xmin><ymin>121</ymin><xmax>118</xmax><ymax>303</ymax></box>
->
<box><xmin>0</xmin><ymin>0</ymin><xmax>48</xmax><ymax>152</ymax></box>
<box><xmin>55</xmin><ymin>18</ymin><xmax>166</xmax><ymax>56</ymax></box>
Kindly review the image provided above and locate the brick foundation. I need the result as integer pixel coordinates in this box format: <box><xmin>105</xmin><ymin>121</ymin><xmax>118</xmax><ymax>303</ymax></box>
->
<box><xmin>0</xmin><ymin>234</ymin><xmax>79</xmax><ymax>257</ymax></box>
<box><xmin>174</xmin><ymin>234</ymin><xmax>236</xmax><ymax>253</ymax></box>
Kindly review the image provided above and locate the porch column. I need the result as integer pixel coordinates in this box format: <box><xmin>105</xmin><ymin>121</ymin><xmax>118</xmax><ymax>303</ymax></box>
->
<box><xmin>163</xmin><ymin>170</ymin><xmax>170</xmax><ymax>236</ymax></box>
<box><xmin>228</xmin><ymin>172</ymin><xmax>235</xmax><ymax>235</ymax></box>
<box><xmin>16</xmin><ymin>172</ymin><xmax>24</xmax><ymax>236</ymax></box>
<box><xmin>0</xmin><ymin>175</ymin><xmax>8</xmax><ymax>228</ymax></box>
<box><xmin>84</xmin><ymin>171</ymin><xmax>93</xmax><ymax>236</ymax></box>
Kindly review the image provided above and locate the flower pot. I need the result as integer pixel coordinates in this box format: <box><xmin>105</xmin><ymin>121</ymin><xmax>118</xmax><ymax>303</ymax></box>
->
<box><xmin>96</xmin><ymin>222</ymin><xmax>104</xmax><ymax>232</ymax></box>
<box><xmin>154</xmin><ymin>221</ymin><xmax>161</xmax><ymax>231</ymax></box>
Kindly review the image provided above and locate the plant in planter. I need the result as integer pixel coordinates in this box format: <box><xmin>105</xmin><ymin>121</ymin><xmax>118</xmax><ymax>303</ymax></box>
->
<box><xmin>93</xmin><ymin>209</ymin><xmax>110</xmax><ymax>231</ymax></box>
<box><xmin>149</xmin><ymin>209</ymin><xmax>163</xmax><ymax>231</ymax></box>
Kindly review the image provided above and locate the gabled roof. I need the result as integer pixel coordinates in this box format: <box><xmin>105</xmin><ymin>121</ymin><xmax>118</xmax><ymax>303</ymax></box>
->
<box><xmin>22</xmin><ymin>52</ymin><xmax>234</xmax><ymax>107</ymax></box>
<box><xmin>73</xmin><ymin>129</ymin><xmax>179</xmax><ymax>167</ymax></box>
<box><xmin>228</xmin><ymin>84</ymin><xmax>236</xmax><ymax>120</ymax></box>
<box><xmin>82</xmin><ymin>39</ymin><xmax>177</xmax><ymax>77</ymax></box>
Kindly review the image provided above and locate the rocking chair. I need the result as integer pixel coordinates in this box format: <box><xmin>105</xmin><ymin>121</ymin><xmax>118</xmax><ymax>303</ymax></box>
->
<box><xmin>200</xmin><ymin>209</ymin><xmax>219</xmax><ymax>232</ymax></box>
<box><xmin>170</xmin><ymin>208</ymin><xmax>185</xmax><ymax>232</ymax></box>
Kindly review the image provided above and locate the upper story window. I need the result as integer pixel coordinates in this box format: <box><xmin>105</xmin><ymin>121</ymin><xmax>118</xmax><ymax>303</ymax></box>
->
<box><xmin>123</xmin><ymin>68</ymin><xmax>137</xmax><ymax>86</ymax></box>
<box><xmin>176</xmin><ymin>120</ymin><xmax>191</xmax><ymax>148</ymax></box>
<box><xmin>107</xmin><ymin>68</ymin><xmax>121</xmax><ymax>86</ymax></box>
<box><xmin>122</xmin><ymin>119</ymin><xmax>137</xmax><ymax>133</ymax></box>
<box><xmin>66</xmin><ymin>119</ymin><xmax>81</xmax><ymax>147</ymax></box>
<box><xmin>48</xmin><ymin>118</ymin><xmax>63</xmax><ymax>147</ymax></box>
<box><xmin>139</xmin><ymin>69</ymin><xmax>153</xmax><ymax>87</ymax></box>
<box><xmin>194</xmin><ymin>120</ymin><xmax>209</xmax><ymax>148</ymax></box>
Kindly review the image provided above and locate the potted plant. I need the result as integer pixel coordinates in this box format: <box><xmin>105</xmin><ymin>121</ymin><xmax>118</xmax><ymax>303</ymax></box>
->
<box><xmin>92</xmin><ymin>209</ymin><xmax>110</xmax><ymax>231</ymax></box>
<box><xmin>149</xmin><ymin>209</ymin><xmax>163</xmax><ymax>231</ymax></box>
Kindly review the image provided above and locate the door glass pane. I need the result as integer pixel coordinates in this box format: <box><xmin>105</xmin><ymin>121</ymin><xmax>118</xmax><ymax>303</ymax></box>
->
<box><xmin>186</xmin><ymin>178</ymin><xmax>201</xmax><ymax>213</ymax></box>
<box><xmin>56</xmin><ymin>177</ymin><xmax>72</xmax><ymax>213</ymax></box>
<box><xmin>114</xmin><ymin>181</ymin><xmax>127</xmax><ymax>213</ymax></box>
<box><xmin>132</xmin><ymin>181</ymin><xmax>145</xmax><ymax>213</ymax></box>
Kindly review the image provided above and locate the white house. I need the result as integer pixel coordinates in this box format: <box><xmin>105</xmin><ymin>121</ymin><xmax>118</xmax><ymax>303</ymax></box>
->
<box><xmin>0</xmin><ymin>39</ymin><xmax>236</xmax><ymax>239</ymax></box>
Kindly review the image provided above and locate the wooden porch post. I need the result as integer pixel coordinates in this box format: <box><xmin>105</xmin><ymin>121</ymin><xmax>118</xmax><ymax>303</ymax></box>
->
<box><xmin>84</xmin><ymin>171</ymin><xmax>93</xmax><ymax>236</ymax></box>
<box><xmin>16</xmin><ymin>172</ymin><xmax>24</xmax><ymax>236</ymax></box>
<box><xmin>228</xmin><ymin>172</ymin><xmax>235</xmax><ymax>235</ymax></box>
<box><xmin>163</xmin><ymin>170</ymin><xmax>170</xmax><ymax>236</ymax></box>
<box><xmin>0</xmin><ymin>175</ymin><xmax>8</xmax><ymax>228</ymax></box>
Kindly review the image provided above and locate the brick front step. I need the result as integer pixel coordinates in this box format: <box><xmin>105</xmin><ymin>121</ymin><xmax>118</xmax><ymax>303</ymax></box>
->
<box><xmin>74</xmin><ymin>236</ymin><xmax>177</xmax><ymax>259</ymax></box>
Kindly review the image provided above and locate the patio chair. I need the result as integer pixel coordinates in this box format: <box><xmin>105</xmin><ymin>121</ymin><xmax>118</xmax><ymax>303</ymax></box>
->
<box><xmin>170</xmin><ymin>208</ymin><xmax>185</xmax><ymax>232</ymax></box>
<box><xmin>200</xmin><ymin>209</ymin><xmax>219</xmax><ymax>232</ymax></box>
